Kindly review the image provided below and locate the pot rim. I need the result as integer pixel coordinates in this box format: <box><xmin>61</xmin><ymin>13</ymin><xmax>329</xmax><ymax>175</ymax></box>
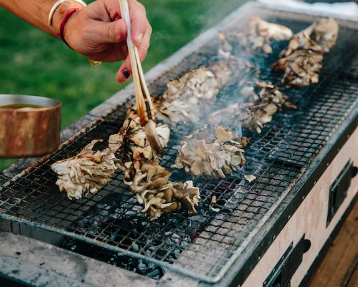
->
<box><xmin>0</xmin><ymin>94</ymin><xmax>62</xmax><ymax>111</ymax></box>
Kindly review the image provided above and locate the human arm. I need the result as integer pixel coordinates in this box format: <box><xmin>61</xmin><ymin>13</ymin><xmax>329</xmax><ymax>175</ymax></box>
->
<box><xmin>0</xmin><ymin>0</ymin><xmax>152</xmax><ymax>82</ymax></box>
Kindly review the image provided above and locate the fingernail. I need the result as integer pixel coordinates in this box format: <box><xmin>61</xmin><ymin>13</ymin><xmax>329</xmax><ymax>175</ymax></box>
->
<box><xmin>137</xmin><ymin>33</ymin><xmax>144</xmax><ymax>44</ymax></box>
<box><xmin>123</xmin><ymin>70</ymin><xmax>130</xmax><ymax>79</ymax></box>
<box><xmin>112</xmin><ymin>12</ymin><xmax>120</xmax><ymax>21</ymax></box>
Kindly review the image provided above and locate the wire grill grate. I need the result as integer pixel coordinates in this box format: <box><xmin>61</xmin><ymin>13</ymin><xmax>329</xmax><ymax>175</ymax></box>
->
<box><xmin>1</xmin><ymin>10</ymin><xmax>358</xmax><ymax>283</ymax></box>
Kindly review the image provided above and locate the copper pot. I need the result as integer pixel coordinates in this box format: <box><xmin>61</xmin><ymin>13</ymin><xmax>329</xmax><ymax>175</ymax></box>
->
<box><xmin>0</xmin><ymin>95</ymin><xmax>61</xmax><ymax>158</ymax></box>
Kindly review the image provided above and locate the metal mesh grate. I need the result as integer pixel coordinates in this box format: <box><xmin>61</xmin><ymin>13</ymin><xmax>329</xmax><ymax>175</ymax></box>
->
<box><xmin>1</xmin><ymin>10</ymin><xmax>358</xmax><ymax>283</ymax></box>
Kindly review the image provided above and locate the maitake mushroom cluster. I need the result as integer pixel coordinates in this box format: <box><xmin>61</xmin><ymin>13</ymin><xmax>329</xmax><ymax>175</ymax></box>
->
<box><xmin>51</xmin><ymin>140</ymin><xmax>119</xmax><ymax>200</ymax></box>
<box><xmin>309</xmin><ymin>18</ymin><xmax>339</xmax><ymax>52</ymax></box>
<box><xmin>124</xmin><ymin>161</ymin><xmax>200</xmax><ymax>221</ymax></box>
<box><xmin>108</xmin><ymin>107</ymin><xmax>170</xmax><ymax>168</ymax></box>
<box><xmin>52</xmin><ymin>104</ymin><xmax>170</xmax><ymax>201</ymax></box>
<box><xmin>272</xmin><ymin>50</ymin><xmax>323</xmax><ymax>88</ymax></box>
<box><xmin>153</xmin><ymin>63</ymin><xmax>232</xmax><ymax>126</ymax></box>
<box><xmin>209</xmin><ymin>81</ymin><xmax>295</xmax><ymax>134</ymax></box>
<box><xmin>220</xmin><ymin>16</ymin><xmax>292</xmax><ymax>55</ymax></box>
<box><xmin>172</xmin><ymin>125</ymin><xmax>248</xmax><ymax>178</ymax></box>
<box><xmin>273</xmin><ymin>18</ymin><xmax>338</xmax><ymax>88</ymax></box>
<box><xmin>281</xmin><ymin>18</ymin><xmax>338</xmax><ymax>58</ymax></box>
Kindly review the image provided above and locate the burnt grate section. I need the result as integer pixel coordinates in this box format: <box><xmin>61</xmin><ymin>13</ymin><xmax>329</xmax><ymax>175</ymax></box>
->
<box><xmin>1</xmin><ymin>10</ymin><xmax>358</xmax><ymax>283</ymax></box>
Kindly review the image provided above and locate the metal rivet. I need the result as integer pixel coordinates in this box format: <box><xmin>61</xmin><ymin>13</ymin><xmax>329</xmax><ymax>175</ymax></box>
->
<box><xmin>288</xmin><ymin>215</ymin><xmax>291</xmax><ymax>219</ymax></box>
<box><xmin>302</xmin><ymin>196</ymin><xmax>305</xmax><ymax>200</ymax></box>
<box><xmin>327</xmin><ymin>163</ymin><xmax>329</xmax><ymax>166</ymax></box>
<box><xmin>314</xmin><ymin>181</ymin><xmax>317</xmax><ymax>185</ymax></box>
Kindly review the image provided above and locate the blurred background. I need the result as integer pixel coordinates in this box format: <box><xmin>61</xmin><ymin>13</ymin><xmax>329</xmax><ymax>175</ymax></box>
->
<box><xmin>0</xmin><ymin>0</ymin><xmax>250</xmax><ymax>172</ymax></box>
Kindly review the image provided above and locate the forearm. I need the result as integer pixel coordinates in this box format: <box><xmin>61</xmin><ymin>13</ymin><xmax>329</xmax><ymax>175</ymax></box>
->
<box><xmin>0</xmin><ymin>0</ymin><xmax>84</xmax><ymax>37</ymax></box>
<box><xmin>0</xmin><ymin>0</ymin><xmax>152</xmax><ymax>83</ymax></box>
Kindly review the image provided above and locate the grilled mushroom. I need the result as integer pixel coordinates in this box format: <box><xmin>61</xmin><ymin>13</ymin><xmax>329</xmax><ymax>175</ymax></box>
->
<box><xmin>172</xmin><ymin>125</ymin><xmax>247</xmax><ymax>178</ymax></box>
<box><xmin>209</xmin><ymin>81</ymin><xmax>295</xmax><ymax>134</ymax></box>
<box><xmin>164</xmin><ymin>66</ymin><xmax>219</xmax><ymax>104</ymax></box>
<box><xmin>218</xmin><ymin>31</ymin><xmax>234</xmax><ymax>60</ymax></box>
<box><xmin>244</xmin><ymin>174</ymin><xmax>256</xmax><ymax>183</ymax></box>
<box><xmin>154</xmin><ymin>62</ymin><xmax>235</xmax><ymax>126</ymax></box>
<box><xmin>232</xmin><ymin>16</ymin><xmax>292</xmax><ymax>55</ymax></box>
<box><xmin>279</xmin><ymin>29</ymin><xmax>323</xmax><ymax>58</ymax></box>
<box><xmin>280</xmin><ymin>18</ymin><xmax>338</xmax><ymax>58</ymax></box>
<box><xmin>274</xmin><ymin>18</ymin><xmax>338</xmax><ymax>88</ymax></box>
<box><xmin>310</xmin><ymin>18</ymin><xmax>339</xmax><ymax>52</ymax></box>
<box><xmin>51</xmin><ymin>140</ymin><xmax>118</xmax><ymax>200</ymax></box>
<box><xmin>124</xmin><ymin>161</ymin><xmax>200</xmax><ymax>220</ymax></box>
<box><xmin>272</xmin><ymin>50</ymin><xmax>323</xmax><ymax>88</ymax></box>
<box><xmin>109</xmin><ymin>111</ymin><xmax>170</xmax><ymax>168</ymax></box>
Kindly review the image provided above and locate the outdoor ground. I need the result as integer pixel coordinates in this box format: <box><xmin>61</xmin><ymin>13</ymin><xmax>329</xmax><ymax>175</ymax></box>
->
<box><xmin>0</xmin><ymin>0</ymin><xmax>249</xmax><ymax>172</ymax></box>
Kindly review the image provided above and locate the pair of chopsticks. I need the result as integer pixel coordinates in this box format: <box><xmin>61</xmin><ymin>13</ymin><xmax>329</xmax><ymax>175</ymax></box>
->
<box><xmin>119</xmin><ymin>0</ymin><xmax>162</xmax><ymax>155</ymax></box>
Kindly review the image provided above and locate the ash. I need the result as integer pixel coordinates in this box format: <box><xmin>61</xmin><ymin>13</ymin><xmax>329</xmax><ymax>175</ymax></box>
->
<box><xmin>62</xmin><ymin>238</ymin><xmax>165</xmax><ymax>280</ymax></box>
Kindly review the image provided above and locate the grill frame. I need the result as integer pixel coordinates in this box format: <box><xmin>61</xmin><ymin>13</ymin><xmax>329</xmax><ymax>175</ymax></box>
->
<box><xmin>1</xmin><ymin>4</ymin><xmax>358</xmax><ymax>285</ymax></box>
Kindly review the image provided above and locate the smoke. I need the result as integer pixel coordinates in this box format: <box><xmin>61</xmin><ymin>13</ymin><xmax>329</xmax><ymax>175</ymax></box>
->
<box><xmin>148</xmin><ymin>0</ymin><xmax>263</xmax><ymax>142</ymax></box>
<box><xmin>196</xmin><ymin>0</ymin><xmax>251</xmax><ymax>34</ymax></box>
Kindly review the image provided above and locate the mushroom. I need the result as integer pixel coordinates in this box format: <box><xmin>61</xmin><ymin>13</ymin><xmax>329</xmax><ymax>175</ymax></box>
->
<box><xmin>153</xmin><ymin>61</ymin><xmax>239</xmax><ymax>126</ymax></box>
<box><xmin>280</xmin><ymin>18</ymin><xmax>338</xmax><ymax>58</ymax></box>
<box><xmin>222</xmin><ymin>16</ymin><xmax>292</xmax><ymax>55</ymax></box>
<box><xmin>244</xmin><ymin>174</ymin><xmax>256</xmax><ymax>183</ymax></box>
<box><xmin>274</xmin><ymin>18</ymin><xmax>338</xmax><ymax>88</ymax></box>
<box><xmin>109</xmin><ymin>108</ymin><xmax>170</xmax><ymax>168</ymax></box>
<box><xmin>51</xmin><ymin>140</ymin><xmax>119</xmax><ymax>200</ymax></box>
<box><xmin>164</xmin><ymin>66</ymin><xmax>220</xmax><ymax>104</ymax></box>
<box><xmin>172</xmin><ymin>125</ymin><xmax>247</xmax><ymax>178</ymax></box>
<box><xmin>124</xmin><ymin>161</ymin><xmax>200</xmax><ymax>220</ymax></box>
<box><xmin>310</xmin><ymin>18</ymin><xmax>339</xmax><ymax>52</ymax></box>
<box><xmin>272</xmin><ymin>50</ymin><xmax>323</xmax><ymax>88</ymax></box>
<box><xmin>208</xmin><ymin>81</ymin><xmax>296</xmax><ymax>134</ymax></box>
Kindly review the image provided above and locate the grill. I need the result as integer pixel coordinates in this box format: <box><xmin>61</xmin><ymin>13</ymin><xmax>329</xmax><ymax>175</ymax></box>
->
<box><xmin>1</xmin><ymin>6</ymin><xmax>358</xmax><ymax>285</ymax></box>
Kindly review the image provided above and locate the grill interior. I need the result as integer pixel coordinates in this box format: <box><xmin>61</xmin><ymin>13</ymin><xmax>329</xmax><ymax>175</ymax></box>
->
<box><xmin>1</xmin><ymin>9</ymin><xmax>358</xmax><ymax>283</ymax></box>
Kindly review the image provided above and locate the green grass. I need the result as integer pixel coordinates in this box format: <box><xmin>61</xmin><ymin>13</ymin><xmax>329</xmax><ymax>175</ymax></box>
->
<box><xmin>0</xmin><ymin>0</ymin><xmax>249</xmax><ymax>172</ymax></box>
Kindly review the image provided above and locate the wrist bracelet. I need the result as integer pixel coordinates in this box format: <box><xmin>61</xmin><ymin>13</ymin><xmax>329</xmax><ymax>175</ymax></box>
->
<box><xmin>48</xmin><ymin>0</ymin><xmax>87</xmax><ymax>26</ymax></box>
<box><xmin>51</xmin><ymin>0</ymin><xmax>102</xmax><ymax>67</ymax></box>
<box><xmin>57</xmin><ymin>8</ymin><xmax>80</xmax><ymax>47</ymax></box>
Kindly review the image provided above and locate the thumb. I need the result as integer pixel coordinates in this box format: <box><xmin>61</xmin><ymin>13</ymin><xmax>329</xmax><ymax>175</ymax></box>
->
<box><xmin>86</xmin><ymin>19</ymin><xmax>127</xmax><ymax>44</ymax></box>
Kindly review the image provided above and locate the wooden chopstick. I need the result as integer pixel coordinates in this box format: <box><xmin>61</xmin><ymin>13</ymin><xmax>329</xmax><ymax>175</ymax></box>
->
<box><xmin>119</xmin><ymin>0</ymin><xmax>163</xmax><ymax>155</ymax></box>
<box><xmin>119</xmin><ymin>0</ymin><xmax>155</xmax><ymax>127</ymax></box>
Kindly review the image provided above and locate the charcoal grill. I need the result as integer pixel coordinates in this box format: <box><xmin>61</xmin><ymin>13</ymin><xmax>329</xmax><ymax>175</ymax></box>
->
<box><xmin>1</xmin><ymin>3</ymin><xmax>358</xmax><ymax>287</ymax></box>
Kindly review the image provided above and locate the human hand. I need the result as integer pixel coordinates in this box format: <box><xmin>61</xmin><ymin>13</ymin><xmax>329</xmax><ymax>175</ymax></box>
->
<box><xmin>63</xmin><ymin>0</ymin><xmax>152</xmax><ymax>83</ymax></box>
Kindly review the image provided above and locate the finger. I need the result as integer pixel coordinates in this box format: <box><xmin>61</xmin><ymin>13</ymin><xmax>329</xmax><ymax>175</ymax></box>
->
<box><xmin>137</xmin><ymin>26</ymin><xmax>152</xmax><ymax>62</ymax></box>
<box><xmin>103</xmin><ymin>0</ymin><xmax>121</xmax><ymax>21</ymax></box>
<box><xmin>86</xmin><ymin>0</ymin><xmax>111</xmax><ymax>21</ymax></box>
<box><xmin>116</xmin><ymin>25</ymin><xmax>151</xmax><ymax>82</ymax></box>
<box><xmin>129</xmin><ymin>0</ymin><xmax>149</xmax><ymax>46</ymax></box>
<box><xmin>86</xmin><ymin>19</ymin><xmax>127</xmax><ymax>44</ymax></box>
<box><xmin>116</xmin><ymin>56</ymin><xmax>132</xmax><ymax>83</ymax></box>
